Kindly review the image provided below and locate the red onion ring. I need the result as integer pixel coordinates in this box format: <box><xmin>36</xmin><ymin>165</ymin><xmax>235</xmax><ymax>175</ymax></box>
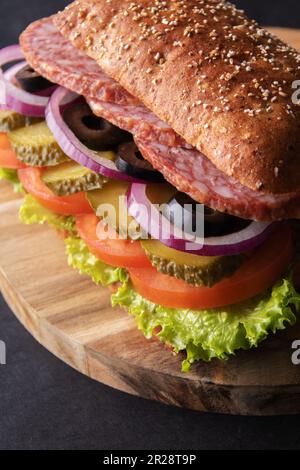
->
<box><xmin>0</xmin><ymin>60</ymin><xmax>25</xmax><ymax>111</ymax></box>
<box><xmin>3</xmin><ymin>60</ymin><xmax>26</xmax><ymax>81</ymax></box>
<box><xmin>127</xmin><ymin>182</ymin><xmax>275</xmax><ymax>256</ymax></box>
<box><xmin>45</xmin><ymin>86</ymin><xmax>146</xmax><ymax>182</ymax></box>
<box><xmin>0</xmin><ymin>45</ymin><xmax>51</xmax><ymax>117</ymax></box>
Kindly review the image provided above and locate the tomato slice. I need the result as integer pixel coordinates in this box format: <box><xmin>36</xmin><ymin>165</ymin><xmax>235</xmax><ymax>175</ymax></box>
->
<box><xmin>0</xmin><ymin>133</ymin><xmax>26</xmax><ymax>169</ymax></box>
<box><xmin>18</xmin><ymin>167</ymin><xmax>93</xmax><ymax>215</ymax></box>
<box><xmin>128</xmin><ymin>225</ymin><xmax>293</xmax><ymax>309</ymax></box>
<box><xmin>76</xmin><ymin>213</ymin><xmax>152</xmax><ymax>268</ymax></box>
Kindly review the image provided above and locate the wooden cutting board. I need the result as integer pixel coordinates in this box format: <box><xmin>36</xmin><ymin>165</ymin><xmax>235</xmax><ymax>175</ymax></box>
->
<box><xmin>1</xmin><ymin>27</ymin><xmax>300</xmax><ymax>416</ymax></box>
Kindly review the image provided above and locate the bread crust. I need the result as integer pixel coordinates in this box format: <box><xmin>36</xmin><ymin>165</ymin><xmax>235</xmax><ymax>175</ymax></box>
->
<box><xmin>54</xmin><ymin>0</ymin><xmax>300</xmax><ymax>194</ymax></box>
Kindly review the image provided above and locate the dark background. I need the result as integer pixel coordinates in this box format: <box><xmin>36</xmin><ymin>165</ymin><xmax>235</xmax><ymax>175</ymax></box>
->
<box><xmin>1</xmin><ymin>0</ymin><xmax>300</xmax><ymax>451</ymax></box>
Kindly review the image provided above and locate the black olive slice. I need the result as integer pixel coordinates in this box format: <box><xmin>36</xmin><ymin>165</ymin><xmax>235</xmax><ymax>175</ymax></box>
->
<box><xmin>15</xmin><ymin>64</ymin><xmax>54</xmax><ymax>93</ymax></box>
<box><xmin>203</xmin><ymin>206</ymin><xmax>248</xmax><ymax>237</ymax></box>
<box><xmin>63</xmin><ymin>103</ymin><xmax>131</xmax><ymax>151</ymax></box>
<box><xmin>165</xmin><ymin>192</ymin><xmax>250</xmax><ymax>237</ymax></box>
<box><xmin>116</xmin><ymin>142</ymin><xmax>165</xmax><ymax>182</ymax></box>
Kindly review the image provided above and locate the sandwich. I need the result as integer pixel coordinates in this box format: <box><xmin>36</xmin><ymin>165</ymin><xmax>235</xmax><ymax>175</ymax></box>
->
<box><xmin>1</xmin><ymin>0</ymin><xmax>300</xmax><ymax>371</ymax></box>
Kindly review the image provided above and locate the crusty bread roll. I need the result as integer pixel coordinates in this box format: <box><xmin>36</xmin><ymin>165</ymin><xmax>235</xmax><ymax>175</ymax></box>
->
<box><xmin>54</xmin><ymin>0</ymin><xmax>300</xmax><ymax>195</ymax></box>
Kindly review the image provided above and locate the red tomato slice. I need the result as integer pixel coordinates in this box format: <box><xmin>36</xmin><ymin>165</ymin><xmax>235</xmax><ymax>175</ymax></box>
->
<box><xmin>76</xmin><ymin>213</ymin><xmax>152</xmax><ymax>268</ymax></box>
<box><xmin>0</xmin><ymin>133</ymin><xmax>26</xmax><ymax>169</ymax></box>
<box><xmin>128</xmin><ymin>224</ymin><xmax>293</xmax><ymax>309</ymax></box>
<box><xmin>18</xmin><ymin>167</ymin><xmax>93</xmax><ymax>215</ymax></box>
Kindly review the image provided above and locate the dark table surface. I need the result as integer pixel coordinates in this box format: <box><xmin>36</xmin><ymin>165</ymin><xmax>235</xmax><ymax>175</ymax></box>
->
<box><xmin>1</xmin><ymin>0</ymin><xmax>300</xmax><ymax>450</ymax></box>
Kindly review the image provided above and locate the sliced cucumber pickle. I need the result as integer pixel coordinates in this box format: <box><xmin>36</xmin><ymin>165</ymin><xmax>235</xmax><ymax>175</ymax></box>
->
<box><xmin>94</xmin><ymin>150</ymin><xmax>116</xmax><ymax>162</ymax></box>
<box><xmin>141</xmin><ymin>239</ymin><xmax>243</xmax><ymax>287</ymax></box>
<box><xmin>87</xmin><ymin>180</ymin><xmax>141</xmax><ymax>239</ymax></box>
<box><xmin>42</xmin><ymin>161</ymin><xmax>106</xmax><ymax>196</ymax></box>
<box><xmin>8</xmin><ymin>121</ymin><xmax>69</xmax><ymax>167</ymax></box>
<box><xmin>0</xmin><ymin>110</ymin><xmax>40</xmax><ymax>132</ymax></box>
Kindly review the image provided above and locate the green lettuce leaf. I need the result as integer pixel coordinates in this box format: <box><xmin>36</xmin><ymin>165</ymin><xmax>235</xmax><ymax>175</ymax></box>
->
<box><xmin>0</xmin><ymin>167</ymin><xmax>23</xmax><ymax>193</ymax></box>
<box><xmin>112</xmin><ymin>277</ymin><xmax>300</xmax><ymax>371</ymax></box>
<box><xmin>19</xmin><ymin>194</ymin><xmax>76</xmax><ymax>234</ymax></box>
<box><xmin>65</xmin><ymin>236</ymin><xmax>124</xmax><ymax>286</ymax></box>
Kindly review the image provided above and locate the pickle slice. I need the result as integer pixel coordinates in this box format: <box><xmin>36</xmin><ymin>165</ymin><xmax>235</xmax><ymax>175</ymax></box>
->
<box><xmin>94</xmin><ymin>150</ymin><xmax>116</xmax><ymax>162</ymax></box>
<box><xmin>87</xmin><ymin>180</ymin><xmax>141</xmax><ymax>238</ymax></box>
<box><xmin>141</xmin><ymin>239</ymin><xmax>243</xmax><ymax>287</ymax></box>
<box><xmin>42</xmin><ymin>161</ymin><xmax>106</xmax><ymax>195</ymax></box>
<box><xmin>0</xmin><ymin>110</ymin><xmax>40</xmax><ymax>132</ymax></box>
<box><xmin>8</xmin><ymin>121</ymin><xmax>69</xmax><ymax>167</ymax></box>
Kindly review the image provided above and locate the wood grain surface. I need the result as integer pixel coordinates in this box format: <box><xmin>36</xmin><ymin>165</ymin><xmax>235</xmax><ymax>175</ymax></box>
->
<box><xmin>1</xmin><ymin>28</ymin><xmax>300</xmax><ymax>416</ymax></box>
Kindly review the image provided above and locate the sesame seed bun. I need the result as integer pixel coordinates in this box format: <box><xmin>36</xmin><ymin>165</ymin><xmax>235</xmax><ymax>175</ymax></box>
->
<box><xmin>54</xmin><ymin>0</ymin><xmax>300</xmax><ymax>194</ymax></box>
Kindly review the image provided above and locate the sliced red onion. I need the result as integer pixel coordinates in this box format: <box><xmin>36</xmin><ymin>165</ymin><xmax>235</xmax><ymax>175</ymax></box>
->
<box><xmin>46</xmin><ymin>86</ymin><xmax>146</xmax><ymax>182</ymax></box>
<box><xmin>3</xmin><ymin>60</ymin><xmax>26</xmax><ymax>81</ymax></box>
<box><xmin>127</xmin><ymin>182</ymin><xmax>275</xmax><ymax>256</ymax></box>
<box><xmin>0</xmin><ymin>61</ymin><xmax>26</xmax><ymax>111</ymax></box>
<box><xmin>0</xmin><ymin>45</ymin><xmax>23</xmax><ymax>109</ymax></box>
<box><xmin>0</xmin><ymin>45</ymin><xmax>52</xmax><ymax>117</ymax></box>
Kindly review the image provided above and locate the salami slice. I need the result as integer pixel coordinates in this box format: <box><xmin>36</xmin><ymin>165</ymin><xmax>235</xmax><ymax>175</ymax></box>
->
<box><xmin>135</xmin><ymin>139</ymin><xmax>300</xmax><ymax>221</ymax></box>
<box><xmin>20</xmin><ymin>17</ymin><xmax>138</xmax><ymax>106</ymax></box>
<box><xmin>20</xmin><ymin>17</ymin><xmax>189</xmax><ymax>149</ymax></box>
<box><xmin>88</xmin><ymin>99</ymin><xmax>190</xmax><ymax>150</ymax></box>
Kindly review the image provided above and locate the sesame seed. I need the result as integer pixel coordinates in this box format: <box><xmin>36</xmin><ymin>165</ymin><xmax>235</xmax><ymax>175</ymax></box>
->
<box><xmin>152</xmin><ymin>78</ymin><xmax>161</xmax><ymax>85</ymax></box>
<box><xmin>154</xmin><ymin>52</ymin><xmax>165</xmax><ymax>64</ymax></box>
<box><xmin>85</xmin><ymin>35</ymin><xmax>93</xmax><ymax>47</ymax></box>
